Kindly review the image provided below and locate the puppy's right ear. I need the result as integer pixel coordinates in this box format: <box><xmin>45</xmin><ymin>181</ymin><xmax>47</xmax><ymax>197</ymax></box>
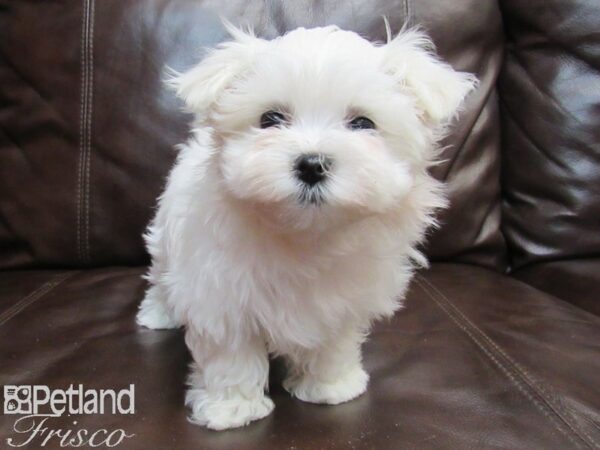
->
<box><xmin>166</xmin><ymin>23</ymin><xmax>265</xmax><ymax>118</ymax></box>
<box><xmin>382</xmin><ymin>27</ymin><xmax>477</xmax><ymax>126</ymax></box>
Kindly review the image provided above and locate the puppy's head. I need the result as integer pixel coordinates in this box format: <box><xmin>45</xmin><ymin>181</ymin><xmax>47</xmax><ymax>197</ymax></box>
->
<box><xmin>169</xmin><ymin>24</ymin><xmax>476</xmax><ymax>233</ymax></box>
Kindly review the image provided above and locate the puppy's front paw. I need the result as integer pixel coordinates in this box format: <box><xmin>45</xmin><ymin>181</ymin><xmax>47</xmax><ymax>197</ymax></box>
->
<box><xmin>284</xmin><ymin>366</ymin><xmax>369</xmax><ymax>405</ymax></box>
<box><xmin>186</xmin><ymin>387</ymin><xmax>274</xmax><ymax>430</ymax></box>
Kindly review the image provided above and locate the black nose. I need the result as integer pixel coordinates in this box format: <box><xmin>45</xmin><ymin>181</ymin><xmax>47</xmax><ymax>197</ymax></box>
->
<box><xmin>294</xmin><ymin>153</ymin><xmax>332</xmax><ymax>187</ymax></box>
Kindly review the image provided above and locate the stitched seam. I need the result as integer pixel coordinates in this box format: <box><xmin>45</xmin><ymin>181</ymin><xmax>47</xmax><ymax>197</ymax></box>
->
<box><xmin>0</xmin><ymin>273</ymin><xmax>75</xmax><ymax>327</ymax></box>
<box><xmin>84</xmin><ymin>0</ymin><xmax>95</xmax><ymax>262</ymax></box>
<box><xmin>423</xmin><ymin>277</ymin><xmax>600</xmax><ymax>449</ymax></box>
<box><xmin>77</xmin><ymin>0</ymin><xmax>95</xmax><ymax>263</ymax></box>
<box><xmin>416</xmin><ymin>275</ymin><xmax>598</xmax><ymax>449</ymax></box>
<box><xmin>415</xmin><ymin>278</ymin><xmax>587</xmax><ymax>449</ymax></box>
<box><xmin>76</xmin><ymin>0</ymin><xmax>88</xmax><ymax>263</ymax></box>
<box><xmin>421</xmin><ymin>274</ymin><xmax>595</xmax><ymax>435</ymax></box>
<box><xmin>83</xmin><ymin>0</ymin><xmax>90</xmax><ymax>262</ymax></box>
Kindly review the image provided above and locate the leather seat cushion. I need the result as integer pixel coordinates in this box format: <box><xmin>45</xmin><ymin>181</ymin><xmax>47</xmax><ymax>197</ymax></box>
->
<box><xmin>514</xmin><ymin>259</ymin><xmax>600</xmax><ymax>317</ymax></box>
<box><xmin>1</xmin><ymin>264</ymin><xmax>599</xmax><ymax>449</ymax></box>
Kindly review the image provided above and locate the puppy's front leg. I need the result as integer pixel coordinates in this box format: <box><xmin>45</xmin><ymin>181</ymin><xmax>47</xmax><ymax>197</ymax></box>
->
<box><xmin>284</xmin><ymin>324</ymin><xmax>369</xmax><ymax>405</ymax></box>
<box><xmin>185</xmin><ymin>327</ymin><xmax>273</xmax><ymax>430</ymax></box>
<box><xmin>136</xmin><ymin>284</ymin><xmax>181</xmax><ymax>330</ymax></box>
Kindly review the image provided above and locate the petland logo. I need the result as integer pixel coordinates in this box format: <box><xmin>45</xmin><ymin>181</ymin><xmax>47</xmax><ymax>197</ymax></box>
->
<box><xmin>3</xmin><ymin>385</ymin><xmax>135</xmax><ymax>447</ymax></box>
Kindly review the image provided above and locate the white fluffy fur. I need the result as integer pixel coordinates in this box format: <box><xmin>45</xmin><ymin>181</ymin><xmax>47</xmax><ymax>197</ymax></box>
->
<box><xmin>137</xmin><ymin>24</ymin><xmax>476</xmax><ymax>430</ymax></box>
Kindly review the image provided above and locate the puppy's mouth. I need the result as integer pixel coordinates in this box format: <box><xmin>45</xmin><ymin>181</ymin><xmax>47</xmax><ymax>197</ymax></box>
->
<box><xmin>297</xmin><ymin>185</ymin><xmax>327</xmax><ymax>207</ymax></box>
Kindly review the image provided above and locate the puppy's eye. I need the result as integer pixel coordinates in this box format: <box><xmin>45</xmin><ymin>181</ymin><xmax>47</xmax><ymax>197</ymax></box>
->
<box><xmin>348</xmin><ymin>116</ymin><xmax>376</xmax><ymax>130</ymax></box>
<box><xmin>260</xmin><ymin>111</ymin><xmax>287</xmax><ymax>129</ymax></box>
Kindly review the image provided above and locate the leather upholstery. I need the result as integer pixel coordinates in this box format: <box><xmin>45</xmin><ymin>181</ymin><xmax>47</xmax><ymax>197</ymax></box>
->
<box><xmin>499</xmin><ymin>0</ymin><xmax>600</xmax><ymax>310</ymax></box>
<box><xmin>515</xmin><ymin>260</ymin><xmax>600</xmax><ymax>316</ymax></box>
<box><xmin>2</xmin><ymin>265</ymin><xmax>599</xmax><ymax>449</ymax></box>
<box><xmin>1</xmin><ymin>0</ymin><xmax>599</xmax><ymax>448</ymax></box>
<box><xmin>0</xmin><ymin>0</ymin><xmax>506</xmax><ymax>270</ymax></box>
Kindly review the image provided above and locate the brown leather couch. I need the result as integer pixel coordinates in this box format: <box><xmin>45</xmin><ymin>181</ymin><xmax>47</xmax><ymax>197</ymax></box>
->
<box><xmin>1</xmin><ymin>1</ymin><xmax>599</xmax><ymax>449</ymax></box>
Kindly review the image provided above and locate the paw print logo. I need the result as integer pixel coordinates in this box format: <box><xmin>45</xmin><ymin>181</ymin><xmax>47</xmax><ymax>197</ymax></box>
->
<box><xmin>4</xmin><ymin>386</ymin><xmax>31</xmax><ymax>414</ymax></box>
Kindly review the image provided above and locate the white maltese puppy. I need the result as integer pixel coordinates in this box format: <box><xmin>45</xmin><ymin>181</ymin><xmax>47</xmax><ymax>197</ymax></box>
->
<box><xmin>137</xmin><ymin>23</ymin><xmax>476</xmax><ymax>430</ymax></box>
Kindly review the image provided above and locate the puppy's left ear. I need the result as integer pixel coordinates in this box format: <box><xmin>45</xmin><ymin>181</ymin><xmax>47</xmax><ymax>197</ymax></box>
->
<box><xmin>382</xmin><ymin>28</ymin><xmax>478</xmax><ymax>125</ymax></box>
<box><xmin>166</xmin><ymin>23</ymin><xmax>265</xmax><ymax>118</ymax></box>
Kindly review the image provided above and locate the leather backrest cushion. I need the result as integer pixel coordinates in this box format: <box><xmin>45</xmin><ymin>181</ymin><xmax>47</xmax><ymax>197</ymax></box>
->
<box><xmin>0</xmin><ymin>0</ymin><xmax>506</xmax><ymax>270</ymax></box>
<box><xmin>499</xmin><ymin>0</ymin><xmax>600</xmax><ymax>270</ymax></box>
